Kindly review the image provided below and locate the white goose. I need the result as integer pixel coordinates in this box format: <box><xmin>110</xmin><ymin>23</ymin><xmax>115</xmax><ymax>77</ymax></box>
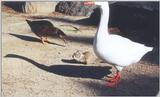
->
<box><xmin>84</xmin><ymin>2</ymin><xmax>153</xmax><ymax>87</ymax></box>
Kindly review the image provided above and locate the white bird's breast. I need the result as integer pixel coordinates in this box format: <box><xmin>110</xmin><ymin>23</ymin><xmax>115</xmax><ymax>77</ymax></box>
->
<box><xmin>93</xmin><ymin>35</ymin><xmax>152</xmax><ymax>67</ymax></box>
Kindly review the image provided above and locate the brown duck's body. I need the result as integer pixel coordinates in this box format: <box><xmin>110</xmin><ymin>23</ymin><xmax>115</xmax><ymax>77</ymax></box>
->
<box><xmin>26</xmin><ymin>19</ymin><xmax>67</xmax><ymax>45</ymax></box>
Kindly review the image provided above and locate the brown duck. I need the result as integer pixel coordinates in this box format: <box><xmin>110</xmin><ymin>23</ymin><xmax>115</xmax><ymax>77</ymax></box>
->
<box><xmin>26</xmin><ymin>19</ymin><xmax>67</xmax><ymax>45</ymax></box>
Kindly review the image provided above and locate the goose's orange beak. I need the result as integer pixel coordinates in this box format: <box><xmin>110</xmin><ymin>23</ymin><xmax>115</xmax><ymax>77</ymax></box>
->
<box><xmin>84</xmin><ymin>2</ymin><xmax>95</xmax><ymax>6</ymax></box>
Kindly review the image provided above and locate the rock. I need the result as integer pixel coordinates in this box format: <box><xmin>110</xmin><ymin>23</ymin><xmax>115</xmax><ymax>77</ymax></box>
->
<box><xmin>25</xmin><ymin>2</ymin><xmax>57</xmax><ymax>14</ymax></box>
<box><xmin>109</xmin><ymin>2</ymin><xmax>159</xmax><ymax>47</ymax></box>
<box><xmin>89</xmin><ymin>2</ymin><xmax>159</xmax><ymax>25</ymax></box>
<box><xmin>3</xmin><ymin>1</ymin><xmax>57</xmax><ymax>14</ymax></box>
<box><xmin>55</xmin><ymin>1</ymin><xmax>96</xmax><ymax>16</ymax></box>
<box><xmin>113</xmin><ymin>2</ymin><xmax>159</xmax><ymax>11</ymax></box>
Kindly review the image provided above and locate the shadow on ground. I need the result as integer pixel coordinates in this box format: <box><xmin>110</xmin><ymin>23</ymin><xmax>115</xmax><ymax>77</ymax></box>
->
<box><xmin>4</xmin><ymin>54</ymin><xmax>111</xmax><ymax>79</ymax></box>
<box><xmin>4</xmin><ymin>54</ymin><xmax>159</xmax><ymax>96</ymax></box>
<box><xmin>78</xmin><ymin>74</ymin><xmax>159</xmax><ymax>96</ymax></box>
<box><xmin>9</xmin><ymin>33</ymin><xmax>93</xmax><ymax>45</ymax></box>
<box><xmin>9</xmin><ymin>33</ymin><xmax>41</xmax><ymax>42</ymax></box>
<box><xmin>9</xmin><ymin>33</ymin><xmax>66</xmax><ymax>47</ymax></box>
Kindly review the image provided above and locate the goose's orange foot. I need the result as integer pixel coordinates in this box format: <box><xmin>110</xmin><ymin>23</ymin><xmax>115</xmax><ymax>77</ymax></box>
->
<box><xmin>105</xmin><ymin>72</ymin><xmax>121</xmax><ymax>88</ymax></box>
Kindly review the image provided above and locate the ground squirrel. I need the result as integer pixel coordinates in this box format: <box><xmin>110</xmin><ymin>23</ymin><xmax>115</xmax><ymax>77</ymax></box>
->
<box><xmin>72</xmin><ymin>50</ymin><xmax>103</xmax><ymax>64</ymax></box>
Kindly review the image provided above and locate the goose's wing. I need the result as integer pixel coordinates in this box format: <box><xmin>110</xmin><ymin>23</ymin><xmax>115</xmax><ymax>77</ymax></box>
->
<box><xmin>102</xmin><ymin>35</ymin><xmax>153</xmax><ymax>66</ymax></box>
<box><xmin>108</xmin><ymin>34</ymin><xmax>151</xmax><ymax>50</ymax></box>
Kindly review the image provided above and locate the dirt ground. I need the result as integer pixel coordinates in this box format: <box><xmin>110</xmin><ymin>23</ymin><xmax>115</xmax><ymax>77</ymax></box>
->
<box><xmin>2</xmin><ymin>5</ymin><xmax>159</xmax><ymax>96</ymax></box>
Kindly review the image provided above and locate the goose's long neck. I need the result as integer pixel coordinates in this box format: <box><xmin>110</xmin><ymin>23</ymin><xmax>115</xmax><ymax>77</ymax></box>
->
<box><xmin>95</xmin><ymin>4</ymin><xmax>110</xmax><ymax>43</ymax></box>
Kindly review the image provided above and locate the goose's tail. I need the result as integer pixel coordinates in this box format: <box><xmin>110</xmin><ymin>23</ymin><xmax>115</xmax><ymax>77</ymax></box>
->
<box><xmin>148</xmin><ymin>47</ymin><xmax>153</xmax><ymax>52</ymax></box>
<box><xmin>145</xmin><ymin>46</ymin><xmax>153</xmax><ymax>53</ymax></box>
